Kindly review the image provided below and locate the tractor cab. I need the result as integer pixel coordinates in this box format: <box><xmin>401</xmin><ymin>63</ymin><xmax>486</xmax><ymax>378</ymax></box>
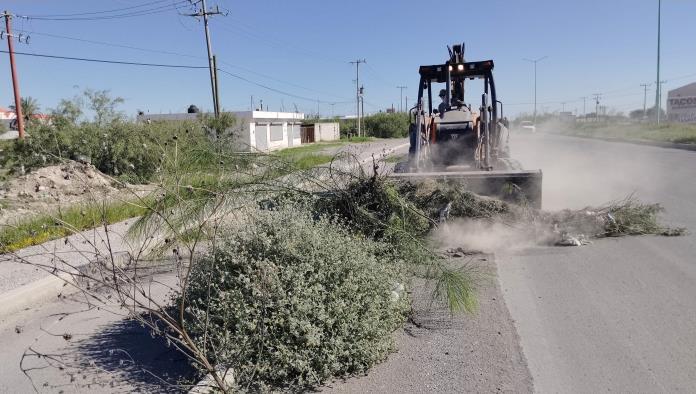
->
<box><xmin>408</xmin><ymin>43</ymin><xmax>507</xmax><ymax>169</ymax></box>
<box><xmin>395</xmin><ymin>43</ymin><xmax>542</xmax><ymax>209</ymax></box>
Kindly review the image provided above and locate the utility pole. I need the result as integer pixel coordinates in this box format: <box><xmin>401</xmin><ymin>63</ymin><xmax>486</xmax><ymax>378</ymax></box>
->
<box><xmin>593</xmin><ymin>93</ymin><xmax>602</xmax><ymax>121</ymax></box>
<box><xmin>657</xmin><ymin>80</ymin><xmax>666</xmax><ymax>119</ymax></box>
<box><xmin>330</xmin><ymin>103</ymin><xmax>335</xmax><ymax>118</ymax></box>
<box><xmin>350</xmin><ymin>59</ymin><xmax>366</xmax><ymax>136</ymax></box>
<box><xmin>250</xmin><ymin>95</ymin><xmax>254</xmax><ymax>111</ymax></box>
<box><xmin>640</xmin><ymin>83</ymin><xmax>650</xmax><ymax>119</ymax></box>
<box><xmin>655</xmin><ymin>0</ymin><xmax>662</xmax><ymax>124</ymax></box>
<box><xmin>316</xmin><ymin>99</ymin><xmax>320</xmax><ymax>118</ymax></box>
<box><xmin>523</xmin><ymin>56</ymin><xmax>548</xmax><ymax>125</ymax></box>
<box><xmin>360</xmin><ymin>91</ymin><xmax>364</xmax><ymax>132</ymax></box>
<box><xmin>2</xmin><ymin>11</ymin><xmax>25</xmax><ymax>139</ymax></box>
<box><xmin>581</xmin><ymin>96</ymin><xmax>587</xmax><ymax>118</ymax></box>
<box><xmin>212</xmin><ymin>55</ymin><xmax>220</xmax><ymax>113</ymax></box>
<box><xmin>396</xmin><ymin>85</ymin><xmax>407</xmax><ymax>112</ymax></box>
<box><xmin>186</xmin><ymin>1</ymin><xmax>223</xmax><ymax>117</ymax></box>
<box><xmin>405</xmin><ymin>96</ymin><xmax>408</xmax><ymax>111</ymax></box>
<box><xmin>561</xmin><ymin>102</ymin><xmax>566</xmax><ymax>112</ymax></box>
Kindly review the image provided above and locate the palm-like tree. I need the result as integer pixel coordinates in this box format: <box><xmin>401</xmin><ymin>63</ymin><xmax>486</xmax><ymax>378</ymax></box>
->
<box><xmin>9</xmin><ymin>96</ymin><xmax>40</xmax><ymax>121</ymax></box>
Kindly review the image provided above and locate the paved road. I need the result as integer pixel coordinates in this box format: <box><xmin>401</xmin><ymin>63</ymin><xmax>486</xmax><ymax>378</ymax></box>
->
<box><xmin>500</xmin><ymin>133</ymin><xmax>696</xmax><ymax>393</ymax></box>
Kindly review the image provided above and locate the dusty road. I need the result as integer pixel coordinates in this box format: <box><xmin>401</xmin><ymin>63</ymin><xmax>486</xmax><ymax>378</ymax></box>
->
<box><xmin>501</xmin><ymin>133</ymin><xmax>696</xmax><ymax>393</ymax></box>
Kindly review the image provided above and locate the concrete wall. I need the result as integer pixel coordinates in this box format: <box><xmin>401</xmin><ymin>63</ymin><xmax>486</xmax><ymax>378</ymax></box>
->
<box><xmin>314</xmin><ymin>122</ymin><xmax>340</xmax><ymax>142</ymax></box>
<box><xmin>288</xmin><ymin>123</ymin><xmax>302</xmax><ymax>147</ymax></box>
<box><xmin>249</xmin><ymin>112</ymin><xmax>304</xmax><ymax>152</ymax></box>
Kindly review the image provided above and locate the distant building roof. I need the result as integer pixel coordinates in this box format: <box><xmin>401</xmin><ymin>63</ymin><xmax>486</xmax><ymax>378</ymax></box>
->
<box><xmin>136</xmin><ymin>111</ymin><xmax>305</xmax><ymax>123</ymax></box>
<box><xmin>0</xmin><ymin>107</ymin><xmax>16</xmax><ymax>120</ymax></box>
<box><xmin>668</xmin><ymin>82</ymin><xmax>696</xmax><ymax>97</ymax></box>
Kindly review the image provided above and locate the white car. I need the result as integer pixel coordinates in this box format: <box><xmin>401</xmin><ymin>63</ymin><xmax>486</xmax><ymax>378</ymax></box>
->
<box><xmin>520</xmin><ymin>121</ymin><xmax>536</xmax><ymax>133</ymax></box>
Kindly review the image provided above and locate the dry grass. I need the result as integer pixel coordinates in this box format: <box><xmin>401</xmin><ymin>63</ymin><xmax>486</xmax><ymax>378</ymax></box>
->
<box><xmin>561</xmin><ymin>122</ymin><xmax>696</xmax><ymax>144</ymax></box>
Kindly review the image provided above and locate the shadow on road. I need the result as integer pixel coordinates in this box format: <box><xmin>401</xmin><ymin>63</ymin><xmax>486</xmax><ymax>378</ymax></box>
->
<box><xmin>77</xmin><ymin>318</ymin><xmax>197</xmax><ymax>393</ymax></box>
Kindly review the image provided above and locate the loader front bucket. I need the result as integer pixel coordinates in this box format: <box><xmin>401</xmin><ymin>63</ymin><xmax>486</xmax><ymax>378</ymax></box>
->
<box><xmin>389</xmin><ymin>169</ymin><xmax>543</xmax><ymax>209</ymax></box>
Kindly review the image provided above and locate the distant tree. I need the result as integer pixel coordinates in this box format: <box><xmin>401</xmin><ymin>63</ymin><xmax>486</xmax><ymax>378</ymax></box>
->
<box><xmin>645</xmin><ymin>106</ymin><xmax>666</xmax><ymax>119</ymax></box>
<box><xmin>52</xmin><ymin>97</ymin><xmax>83</xmax><ymax>126</ymax></box>
<box><xmin>629</xmin><ymin>109</ymin><xmax>645</xmax><ymax>120</ymax></box>
<box><xmin>201</xmin><ymin>111</ymin><xmax>237</xmax><ymax>139</ymax></box>
<box><xmin>187</xmin><ymin>104</ymin><xmax>200</xmax><ymax>114</ymax></box>
<box><xmin>83</xmin><ymin>89</ymin><xmax>124</xmax><ymax>125</ymax></box>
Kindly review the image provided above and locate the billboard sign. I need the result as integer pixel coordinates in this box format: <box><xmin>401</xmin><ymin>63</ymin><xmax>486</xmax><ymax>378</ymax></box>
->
<box><xmin>667</xmin><ymin>83</ymin><xmax>696</xmax><ymax>123</ymax></box>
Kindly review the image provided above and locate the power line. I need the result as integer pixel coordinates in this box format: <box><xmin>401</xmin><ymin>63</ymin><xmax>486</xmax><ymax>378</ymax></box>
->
<box><xmin>0</xmin><ymin>49</ymin><xmax>208</xmax><ymax>68</ymax></box>
<box><xmin>216</xmin><ymin>68</ymin><xmax>351</xmax><ymax>104</ymax></box>
<box><xmin>9</xmin><ymin>27</ymin><xmax>355</xmax><ymax>103</ymax></box>
<box><xmin>1</xmin><ymin>47</ymin><xmax>353</xmax><ymax>106</ymax></box>
<box><xmin>14</xmin><ymin>29</ymin><xmax>200</xmax><ymax>59</ymax></box>
<box><xmin>15</xmin><ymin>1</ymin><xmax>189</xmax><ymax>21</ymax></box>
<box><xmin>20</xmin><ymin>0</ymin><xmax>174</xmax><ymax>18</ymax></box>
<box><xmin>214</xmin><ymin>19</ymin><xmax>344</xmax><ymax>65</ymax></box>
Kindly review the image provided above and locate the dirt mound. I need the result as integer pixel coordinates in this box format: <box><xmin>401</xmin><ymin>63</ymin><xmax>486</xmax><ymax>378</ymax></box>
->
<box><xmin>0</xmin><ymin>161</ymin><xmax>118</xmax><ymax>202</ymax></box>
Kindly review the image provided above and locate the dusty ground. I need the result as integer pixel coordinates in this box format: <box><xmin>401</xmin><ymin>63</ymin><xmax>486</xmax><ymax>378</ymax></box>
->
<box><xmin>0</xmin><ymin>161</ymin><xmax>152</xmax><ymax>226</ymax></box>
<box><xmin>320</xmin><ymin>254</ymin><xmax>533</xmax><ymax>394</ymax></box>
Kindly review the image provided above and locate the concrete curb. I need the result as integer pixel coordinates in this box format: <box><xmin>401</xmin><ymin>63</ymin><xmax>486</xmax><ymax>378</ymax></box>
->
<box><xmin>0</xmin><ymin>219</ymin><xmax>150</xmax><ymax>322</ymax></box>
<box><xmin>0</xmin><ymin>273</ymin><xmax>73</xmax><ymax>319</ymax></box>
<box><xmin>554</xmin><ymin>133</ymin><xmax>696</xmax><ymax>152</ymax></box>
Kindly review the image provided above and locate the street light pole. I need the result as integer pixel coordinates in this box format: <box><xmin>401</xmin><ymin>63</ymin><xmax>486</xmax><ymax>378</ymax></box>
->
<box><xmin>523</xmin><ymin>56</ymin><xmax>548</xmax><ymax>125</ymax></box>
<box><xmin>655</xmin><ymin>0</ymin><xmax>662</xmax><ymax>124</ymax></box>
<box><xmin>641</xmin><ymin>83</ymin><xmax>650</xmax><ymax>119</ymax></box>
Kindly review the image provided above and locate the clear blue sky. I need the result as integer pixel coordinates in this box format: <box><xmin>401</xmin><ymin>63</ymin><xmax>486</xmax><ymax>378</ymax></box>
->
<box><xmin>1</xmin><ymin>0</ymin><xmax>695</xmax><ymax>118</ymax></box>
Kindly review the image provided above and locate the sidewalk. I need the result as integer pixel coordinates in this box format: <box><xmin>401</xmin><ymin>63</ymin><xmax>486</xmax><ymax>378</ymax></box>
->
<box><xmin>0</xmin><ymin>219</ymin><xmax>142</xmax><ymax>320</ymax></box>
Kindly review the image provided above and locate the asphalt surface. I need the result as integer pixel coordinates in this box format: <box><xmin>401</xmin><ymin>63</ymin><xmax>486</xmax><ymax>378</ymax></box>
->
<box><xmin>0</xmin><ymin>268</ymin><xmax>193</xmax><ymax>393</ymax></box>
<box><xmin>499</xmin><ymin>132</ymin><xmax>696</xmax><ymax>393</ymax></box>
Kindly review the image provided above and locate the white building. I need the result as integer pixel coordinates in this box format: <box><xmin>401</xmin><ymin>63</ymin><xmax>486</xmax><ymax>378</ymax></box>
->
<box><xmin>0</xmin><ymin>107</ymin><xmax>16</xmax><ymax>130</ymax></box>
<box><xmin>235</xmin><ymin>111</ymin><xmax>304</xmax><ymax>152</ymax></box>
<box><xmin>137</xmin><ymin>110</ymin><xmax>305</xmax><ymax>152</ymax></box>
<box><xmin>298</xmin><ymin>122</ymin><xmax>340</xmax><ymax>143</ymax></box>
<box><xmin>667</xmin><ymin>82</ymin><xmax>696</xmax><ymax>123</ymax></box>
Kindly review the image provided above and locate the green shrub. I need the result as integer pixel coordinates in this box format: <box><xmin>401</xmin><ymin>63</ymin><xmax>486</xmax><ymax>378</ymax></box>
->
<box><xmin>363</xmin><ymin>113</ymin><xmax>410</xmax><ymax>138</ymax></box>
<box><xmin>180</xmin><ymin>205</ymin><xmax>408</xmax><ymax>391</ymax></box>
<box><xmin>1</xmin><ymin>118</ymin><xmax>236</xmax><ymax>183</ymax></box>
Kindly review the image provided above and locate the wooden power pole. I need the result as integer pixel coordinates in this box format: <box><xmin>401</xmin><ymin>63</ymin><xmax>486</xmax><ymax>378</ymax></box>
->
<box><xmin>185</xmin><ymin>1</ymin><xmax>223</xmax><ymax>117</ymax></box>
<box><xmin>3</xmin><ymin>11</ymin><xmax>25</xmax><ymax>139</ymax></box>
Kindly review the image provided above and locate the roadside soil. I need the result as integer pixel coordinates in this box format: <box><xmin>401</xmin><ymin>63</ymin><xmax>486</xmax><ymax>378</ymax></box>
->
<box><xmin>0</xmin><ymin>160</ymin><xmax>153</xmax><ymax>226</ymax></box>
<box><xmin>320</xmin><ymin>253</ymin><xmax>533</xmax><ymax>394</ymax></box>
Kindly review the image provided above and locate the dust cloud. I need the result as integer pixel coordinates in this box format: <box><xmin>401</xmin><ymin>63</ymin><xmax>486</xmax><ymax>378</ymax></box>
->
<box><xmin>431</xmin><ymin>219</ymin><xmax>560</xmax><ymax>253</ymax></box>
<box><xmin>509</xmin><ymin>122</ymin><xmax>671</xmax><ymax>211</ymax></box>
<box><xmin>431</xmin><ymin>121</ymin><xmax>677</xmax><ymax>253</ymax></box>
